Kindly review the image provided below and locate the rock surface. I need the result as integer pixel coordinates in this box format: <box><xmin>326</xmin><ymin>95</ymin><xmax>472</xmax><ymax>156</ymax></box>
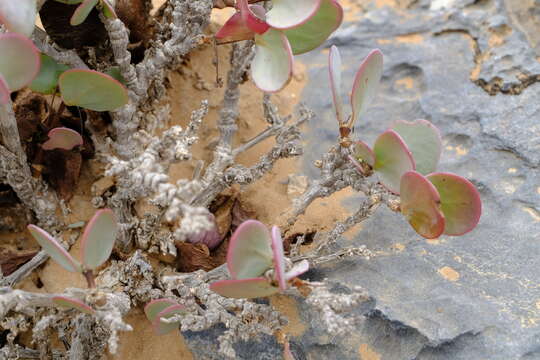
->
<box><xmin>184</xmin><ymin>0</ymin><xmax>540</xmax><ymax>358</ymax></box>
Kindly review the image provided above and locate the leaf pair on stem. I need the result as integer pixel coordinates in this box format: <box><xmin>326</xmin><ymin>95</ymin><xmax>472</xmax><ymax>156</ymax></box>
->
<box><xmin>328</xmin><ymin>45</ymin><xmax>482</xmax><ymax>239</ymax></box>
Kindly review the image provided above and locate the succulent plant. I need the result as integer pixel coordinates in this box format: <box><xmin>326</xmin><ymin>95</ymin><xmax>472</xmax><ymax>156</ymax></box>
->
<box><xmin>29</xmin><ymin>54</ymin><xmax>69</xmax><ymax>95</ymax></box>
<box><xmin>0</xmin><ymin>33</ymin><xmax>40</xmax><ymax>104</ymax></box>
<box><xmin>327</xmin><ymin>46</ymin><xmax>481</xmax><ymax>238</ymax></box>
<box><xmin>52</xmin><ymin>295</ymin><xmax>96</xmax><ymax>315</ymax></box>
<box><xmin>0</xmin><ymin>0</ymin><xmax>37</xmax><ymax>37</ymax></box>
<box><xmin>42</xmin><ymin>127</ymin><xmax>84</xmax><ymax>151</ymax></box>
<box><xmin>144</xmin><ymin>299</ymin><xmax>188</xmax><ymax>335</ymax></box>
<box><xmin>27</xmin><ymin>209</ymin><xmax>117</xmax><ymax>284</ymax></box>
<box><xmin>216</xmin><ymin>0</ymin><xmax>343</xmax><ymax>92</ymax></box>
<box><xmin>210</xmin><ymin>220</ymin><xmax>309</xmax><ymax>299</ymax></box>
<box><xmin>67</xmin><ymin>0</ymin><xmax>117</xmax><ymax>26</ymax></box>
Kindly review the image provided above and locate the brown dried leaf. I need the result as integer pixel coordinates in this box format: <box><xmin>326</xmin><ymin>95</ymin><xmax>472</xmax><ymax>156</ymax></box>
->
<box><xmin>0</xmin><ymin>249</ymin><xmax>38</xmax><ymax>276</ymax></box>
<box><xmin>44</xmin><ymin>149</ymin><xmax>82</xmax><ymax>201</ymax></box>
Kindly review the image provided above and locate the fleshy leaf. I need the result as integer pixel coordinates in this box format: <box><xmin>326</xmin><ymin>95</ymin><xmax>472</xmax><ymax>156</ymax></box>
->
<box><xmin>391</xmin><ymin>120</ymin><xmax>442</xmax><ymax>175</ymax></box>
<box><xmin>80</xmin><ymin>209</ymin><xmax>117</xmax><ymax>269</ymax></box>
<box><xmin>54</xmin><ymin>0</ymin><xmax>84</xmax><ymax>4</ymax></box>
<box><xmin>0</xmin><ymin>33</ymin><xmax>40</xmax><ymax>91</ymax></box>
<box><xmin>284</xmin><ymin>0</ymin><xmax>343</xmax><ymax>55</ymax></box>
<box><xmin>144</xmin><ymin>299</ymin><xmax>178</xmax><ymax>323</ymax></box>
<box><xmin>270</xmin><ymin>226</ymin><xmax>286</xmax><ymax>291</ymax></box>
<box><xmin>328</xmin><ymin>45</ymin><xmax>344</xmax><ymax>124</ymax></box>
<box><xmin>27</xmin><ymin>225</ymin><xmax>82</xmax><ymax>273</ymax></box>
<box><xmin>70</xmin><ymin>0</ymin><xmax>99</xmax><ymax>26</ymax></box>
<box><xmin>353</xmin><ymin>140</ymin><xmax>375</xmax><ymax>167</ymax></box>
<box><xmin>350</xmin><ymin>49</ymin><xmax>383</xmax><ymax>126</ymax></box>
<box><xmin>284</xmin><ymin>260</ymin><xmax>309</xmax><ymax>281</ymax></box>
<box><xmin>101</xmin><ymin>0</ymin><xmax>117</xmax><ymax>18</ymax></box>
<box><xmin>427</xmin><ymin>173</ymin><xmax>482</xmax><ymax>236</ymax></box>
<box><xmin>0</xmin><ymin>75</ymin><xmax>9</xmax><ymax>105</ymax></box>
<box><xmin>215</xmin><ymin>11</ymin><xmax>254</xmax><ymax>44</ymax></box>
<box><xmin>266</xmin><ymin>0</ymin><xmax>321</xmax><ymax>30</ymax></box>
<box><xmin>400</xmin><ymin>171</ymin><xmax>445</xmax><ymax>239</ymax></box>
<box><xmin>284</xmin><ymin>340</ymin><xmax>295</xmax><ymax>360</ymax></box>
<box><xmin>237</xmin><ymin>0</ymin><xmax>269</xmax><ymax>34</ymax></box>
<box><xmin>227</xmin><ymin>220</ymin><xmax>273</xmax><ymax>279</ymax></box>
<box><xmin>373</xmin><ymin>130</ymin><xmax>415</xmax><ymax>194</ymax></box>
<box><xmin>42</xmin><ymin>127</ymin><xmax>83</xmax><ymax>151</ymax></box>
<box><xmin>52</xmin><ymin>296</ymin><xmax>95</xmax><ymax>315</ymax></box>
<box><xmin>252</xmin><ymin>28</ymin><xmax>293</xmax><ymax>93</ymax></box>
<box><xmin>210</xmin><ymin>278</ymin><xmax>279</xmax><ymax>299</ymax></box>
<box><xmin>152</xmin><ymin>304</ymin><xmax>187</xmax><ymax>335</ymax></box>
<box><xmin>58</xmin><ymin>69</ymin><xmax>128</xmax><ymax>111</ymax></box>
<box><xmin>0</xmin><ymin>0</ymin><xmax>37</xmax><ymax>36</ymax></box>
<box><xmin>30</xmin><ymin>54</ymin><xmax>69</xmax><ymax>94</ymax></box>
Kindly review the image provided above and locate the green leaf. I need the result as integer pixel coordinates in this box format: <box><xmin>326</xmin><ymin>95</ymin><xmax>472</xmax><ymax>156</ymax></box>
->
<box><xmin>350</xmin><ymin>49</ymin><xmax>383</xmax><ymax>126</ymax></box>
<box><xmin>104</xmin><ymin>66</ymin><xmax>125</xmax><ymax>84</ymax></box>
<box><xmin>210</xmin><ymin>278</ymin><xmax>279</xmax><ymax>299</ymax></box>
<box><xmin>52</xmin><ymin>296</ymin><xmax>95</xmax><ymax>315</ymax></box>
<box><xmin>144</xmin><ymin>299</ymin><xmax>178</xmax><ymax>323</ymax></box>
<box><xmin>427</xmin><ymin>173</ymin><xmax>482</xmax><ymax>236</ymax></box>
<box><xmin>58</xmin><ymin>69</ymin><xmax>128</xmax><ymax>111</ymax></box>
<box><xmin>27</xmin><ymin>225</ymin><xmax>82</xmax><ymax>273</ymax></box>
<box><xmin>252</xmin><ymin>28</ymin><xmax>293</xmax><ymax>93</ymax></box>
<box><xmin>353</xmin><ymin>140</ymin><xmax>375</xmax><ymax>167</ymax></box>
<box><xmin>284</xmin><ymin>0</ymin><xmax>343</xmax><ymax>55</ymax></box>
<box><xmin>373</xmin><ymin>129</ymin><xmax>415</xmax><ymax>194</ymax></box>
<box><xmin>30</xmin><ymin>54</ymin><xmax>69</xmax><ymax>95</ymax></box>
<box><xmin>328</xmin><ymin>45</ymin><xmax>345</xmax><ymax>124</ymax></box>
<box><xmin>266</xmin><ymin>0</ymin><xmax>321</xmax><ymax>29</ymax></box>
<box><xmin>101</xmin><ymin>0</ymin><xmax>116</xmax><ymax>18</ymax></box>
<box><xmin>400</xmin><ymin>171</ymin><xmax>445</xmax><ymax>239</ymax></box>
<box><xmin>227</xmin><ymin>220</ymin><xmax>273</xmax><ymax>279</ymax></box>
<box><xmin>152</xmin><ymin>304</ymin><xmax>187</xmax><ymax>335</ymax></box>
<box><xmin>0</xmin><ymin>0</ymin><xmax>37</xmax><ymax>37</ymax></box>
<box><xmin>391</xmin><ymin>119</ymin><xmax>442</xmax><ymax>175</ymax></box>
<box><xmin>81</xmin><ymin>209</ymin><xmax>117</xmax><ymax>269</ymax></box>
<box><xmin>0</xmin><ymin>33</ymin><xmax>40</xmax><ymax>92</ymax></box>
<box><xmin>42</xmin><ymin>127</ymin><xmax>83</xmax><ymax>151</ymax></box>
<box><xmin>70</xmin><ymin>0</ymin><xmax>98</xmax><ymax>26</ymax></box>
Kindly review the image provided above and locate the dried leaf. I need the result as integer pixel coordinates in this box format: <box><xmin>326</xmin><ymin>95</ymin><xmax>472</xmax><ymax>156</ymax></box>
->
<box><xmin>43</xmin><ymin>149</ymin><xmax>82</xmax><ymax>200</ymax></box>
<box><xmin>0</xmin><ymin>249</ymin><xmax>37</xmax><ymax>276</ymax></box>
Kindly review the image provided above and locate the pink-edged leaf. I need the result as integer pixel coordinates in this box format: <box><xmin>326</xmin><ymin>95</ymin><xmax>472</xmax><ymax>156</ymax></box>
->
<box><xmin>284</xmin><ymin>0</ymin><xmax>343</xmax><ymax>55</ymax></box>
<box><xmin>266</xmin><ymin>0</ymin><xmax>321</xmax><ymax>30</ymax></box>
<box><xmin>252</xmin><ymin>28</ymin><xmax>293</xmax><ymax>93</ymax></box>
<box><xmin>0</xmin><ymin>33</ymin><xmax>40</xmax><ymax>91</ymax></box>
<box><xmin>101</xmin><ymin>0</ymin><xmax>117</xmax><ymax>18</ymax></box>
<box><xmin>0</xmin><ymin>75</ymin><xmax>9</xmax><ymax>105</ymax></box>
<box><xmin>152</xmin><ymin>304</ymin><xmax>187</xmax><ymax>336</ymax></box>
<box><xmin>144</xmin><ymin>299</ymin><xmax>178</xmax><ymax>323</ymax></box>
<box><xmin>328</xmin><ymin>45</ymin><xmax>344</xmax><ymax>125</ymax></box>
<box><xmin>427</xmin><ymin>173</ymin><xmax>482</xmax><ymax>236</ymax></box>
<box><xmin>400</xmin><ymin>171</ymin><xmax>445</xmax><ymax>239</ymax></box>
<box><xmin>210</xmin><ymin>278</ymin><xmax>279</xmax><ymax>299</ymax></box>
<box><xmin>373</xmin><ymin>129</ymin><xmax>415</xmax><ymax>194</ymax></box>
<box><xmin>42</xmin><ymin>127</ymin><xmax>83</xmax><ymax>151</ymax></box>
<box><xmin>58</xmin><ymin>69</ymin><xmax>128</xmax><ymax>111</ymax></box>
<box><xmin>27</xmin><ymin>225</ymin><xmax>82</xmax><ymax>273</ymax></box>
<box><xmin>271</xmin><ymin>226</ymin><xmax>286</xmax><ymax>291</ymax></box>
<box><xmin>215</xmin><ymin>11</ymin><xmax>254</xmax><ymax>44</ymax></box>
<box><xmin>0</xmin><ymin>0</ymin><xmax>37</xmax><ymax>37</ymax></box>
<box><xmin>70</xmin><ymin>0</ymin><xmax>98</xmax><ymax>26</ymax></box>
<box><xmin>284</xmin><ymin>260</ymin><xmax>309</xmax><ymax>281</ymax></box>
<box><xmin>391</xmin><ymin>119</ymin><xmax>442</xmax><ymax>175</ymax></box>
<box><xmin>81</xmin><ymin>209</ymin><xmax>117</xmax><ymax>269</ymax></box>
<box><xmin>353</xmin><ymin>140</ymin><xmax>375</xmax><ymax>167</ymax></box>
<box><xmin>30</xmin><ymin>54</ymin><xmax>69</xmax><ymax>95</ymax></box>
<box><xmin>227</xmin><ymin>220</ymin><xmax>273</xmax><ymax>279</ymax></box>
<box><xmin>350</xmin><ymin>49</ymin><xmax>383</xmax><ymax>126</ymax></box>
<box><xmin>52</xmin><ymin>296</ymin><xmax>95</xmax><ymax>315</ymax></box>
<box><xmin>237</xmin><ymin>0</ymin><xmax>269</xmax><ymax>34</ymax></box>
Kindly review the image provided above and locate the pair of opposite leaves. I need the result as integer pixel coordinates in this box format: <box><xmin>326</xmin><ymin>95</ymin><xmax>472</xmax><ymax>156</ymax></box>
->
<box><xmin>0</xmin><ymin>33</ymin><xmax>127</xmax><ymax>111</ymax></box>
<box><xmin>328</xmin><ymin>45</ymin><xmax>481</xmax><ymax>239</ymax></box>
<box><xmin>216</xmin><ymin>0</ymin><xmax>343</xmax><ymax>93</ymax></box>
<box><xmin>144</xmin><ymin>220</ymin><xmax>309</xmax><ymax>336</ymax></box>
<box><xmin>27</xmin><ymin>209</ymin><xmax>117</xmax><ymax>314</ymax></box>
